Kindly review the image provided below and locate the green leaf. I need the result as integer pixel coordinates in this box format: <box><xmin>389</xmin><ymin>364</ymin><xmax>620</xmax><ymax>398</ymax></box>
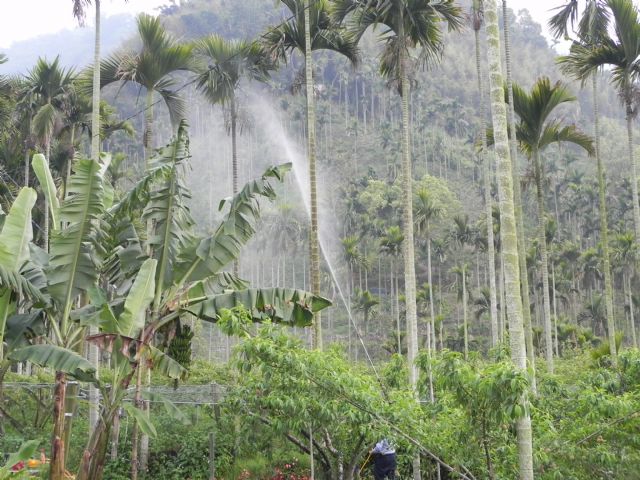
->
<box><xmin>123</xmin><ymin>403</ymin><xmax>157</xmax><ymax>438</ymax></box>
<box><xmin>148</xmin><ymin>345</ymin><xmax>188</xmax><ymax>380</ymax></box>
<box><xmin>48</xmin><ymin>158</ymin><xmax>105</xmax><ymax>313</ymax></box>
<box><xmin>0</xmin><ymin>187</ymin><xmax>36</xmax><ymax>271</ymax></box>
<box><xmin>181</xmin><ymin>163</ymin><xmax>290</xmax><ymax>283</ymax></box>
<box><xmin>1</xmin><ymin>440</ymin><xmax>39</xmax><ymax>473</ymax></box>
<box><xmin>118</xmin><ymin>259</ymin><xmax>156</xmax><ymax>337</ymax></box>
<box><xmin>32</xmin><ymin>154</ymin><xmax>60</xmax><ymax>230</ymax></box>
<box><xmin>4</xmin><ymin>310</ymin><xmax>45</xmax><ymax>351</ymax></box>
<box><xmin>184</xmin><ymin>288</ymin><xmax>332</xmax><ymax>327</ymax></box>
<box><xmin>143</xmin><ymin>392</ymin><xmax>191</xmax><ymax>425</ymax></box>
<box><xmin>9</xmin><ymin>344</ymin><xmax>97</xmax><ymax>383</ymax></box>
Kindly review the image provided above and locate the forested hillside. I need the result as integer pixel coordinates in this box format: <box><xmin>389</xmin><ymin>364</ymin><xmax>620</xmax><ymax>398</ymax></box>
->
<box><xmin>0</xmin><ymin>1</ymin><xmax>639</xmax><ymax>479</ymax></box>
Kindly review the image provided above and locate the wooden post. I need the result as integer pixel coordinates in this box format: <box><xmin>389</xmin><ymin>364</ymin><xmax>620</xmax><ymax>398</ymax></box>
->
<box><xmin>209</xmin><ymin>432</ymin><xmax>216</xmax><ymax>480</ymax></box>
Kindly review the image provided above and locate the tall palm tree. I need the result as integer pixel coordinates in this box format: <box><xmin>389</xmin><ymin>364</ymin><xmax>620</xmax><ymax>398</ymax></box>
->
<box><xmin>194</xmin><ymin>36</ymin><xmax>271</xmax><ymax>197</ymax></box>
<box><xmin>380</xmin><ymin>226</ymin><xmax>404</xmax><ymax>355</ymax></box>
<box><xmin>506</xmin><ymin>77</ymin><xmax>595</xmax><ymax>373</ymax></box>
<box><xmin>193</xmin><ymin>35</ymin><xmax>271</xmax><ymax>277</ymax></box>
<box><xmin>96</xmin><ymin>13</ymin><xmax>193</xmax><ymax>162</ymax></box>
<box><xmin>502</xmin><ymin>1</ymin><xmax>537</xmax><ymax>392</ymax></box>
<box><xmin>558</xmin><ymin>0</ymin><xmax>640</xmax><ymax>243</ymax></box>
<box><xmin>413</xmin><ymin>187</ymin><xmax>442</xmax><ymax>354</ymax></box>
<box><xmin>24</xmin><ymin>56</ymin><xmax>76</xmax><ymax>251</ymax></box>
<box><xmin>264</xmin><ymin>0</ymin><xmax>359</xmax><ymax>349</ymax></box>
<box><xmin>451</xmin><ymin>215</ymin><xmax>474</xmax><ymax>359</ymax></box>
<box><xmin>483</xmin><ymin>1</ymin><xmax>534</xmax><ymax>478</ymax></box>
<box><xmin>332</xmin><ymin>2</ymin><xmax>463</xmax><ymax>416</ymax></box>
<box><xmin>612</xmin><ymin>232</ymin><xmax>638</xmax><ymax>347</ymax></box>
<box><xmin>472</xmin><ymin>0</ymin><xmax>499</xmax><ymax>348</ymax></box>
<box><xmin>553</xmin><ymin>0</ymin><xmax>618</xmax><ymax>365</ymax></box>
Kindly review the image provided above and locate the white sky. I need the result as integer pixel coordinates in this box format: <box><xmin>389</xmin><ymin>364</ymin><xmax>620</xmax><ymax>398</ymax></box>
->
<box><xmin>0</xmin><ymin>0</ymin><xmax>166</xmax><ymax>48</ymax></box>
<box><xmin>0</xmin><ymin>0</ymin><xmax>637</xmax><ymax>49</ymax></box>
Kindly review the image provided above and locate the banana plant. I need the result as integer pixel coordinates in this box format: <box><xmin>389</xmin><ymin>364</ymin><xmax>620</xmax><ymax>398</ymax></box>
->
<box><xmin>7</xmin><ymin>123</ymin><xmax>330</xmax><ymax>480</ymax></box>
<box><xmin>0</xmin><ymin>188</ymin><xmax>38</xmax><ymax>361</ymax></box>
<box><xmin>76</xmin><ymin>123</ymin><xmax>330</xmax><ymax>479</ymax></box>
<box><xmin>11</xmin><ymin>153</ymin><xmax>109</xmax><ymax>480</ymax></box>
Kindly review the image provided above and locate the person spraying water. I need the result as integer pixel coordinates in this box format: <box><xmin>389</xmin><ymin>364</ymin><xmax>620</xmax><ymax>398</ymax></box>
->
<box><xmin>369</xmin><ymin>438</ymin><xmax>397</xmax><ymax>480</ymax></box>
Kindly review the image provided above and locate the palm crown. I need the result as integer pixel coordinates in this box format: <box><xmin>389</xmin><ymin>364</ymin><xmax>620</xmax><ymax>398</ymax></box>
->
<box><xmin>509</xmin><ymin>77</ymin><xmax>595</xmax><ymax>158</ymax></box>
<box><xmin>95</xmin><ymin>14</ymin><xmax>194</xmax><ymax>128</ymax></box>
<box><xmin>331</xmin><ymin>0</ymin><xmax>463</xmax><ymax>84</ymax></box>
<box><xmin>193</xmin><ymin>35</ymin><xmax>272</xmax><ymax>107</ymax></box>
<box><xmin>263</xmin><ymin>0</ymin><xmax>359</xmax><ymax>65</ymax></box>
<box><xmin>558</xmin><ymin>0</ymin><xmax>640</xmax><ymax>99</ymax></box>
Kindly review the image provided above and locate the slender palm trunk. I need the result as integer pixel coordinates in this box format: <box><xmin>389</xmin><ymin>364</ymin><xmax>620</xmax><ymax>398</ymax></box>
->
<box><xmin>398</xmin><ymin>27</ymin><xmax>419</xmax><ymax>393</ymax></box>
<box><xmin>552</xmin><ymin>262</ymin><xmax>559</xmax><ymax>356</ymax></box>
<box><xmin>144</xmin><ymin>89</ymin><xmax>154</xmax><ymax>165</ymax></box>
<box><xmin>503</xmin><ymin>0</ymin><xmax>536</xmax><ymax>393</ymax></box>
<box><xmin>66</xmin><ymin>126</ymin><xmax>76</xmax><ymax>198</ymax></box>
<box><xmin>594</xmin><ymin>76</ymin><xmax>617</xmax><ymax>363</ymax></box>
<box><xmin>44</xmin><ymin>138</ymin><xmax>51</xmax><ymax>252</ymax></box>
<box><xmin>625</xmin><ymin>95</ymin><xmax>640</xmax><ymax>244</ymax></box>
<box><xmin>484</xmin><ymin>2</ymin><xmax>534</xmax><ymax>478</ymax></box>
<box><xmin>627</xmin><ymin>275</ymin><xmax>637</xmax><ymax>348</ymax></box>
<box><xmin>534</xmin><ymin>148</ymin><xmax>554</xmax><ymax>373</ymax></box>
<box><xmin>24</xmin><ymin>115</ymin><xmax>31</xmax><ymax>187</ymax></box>
<box><xmin>474</xmin><ymin>16</ymin><xmax>499</xmax><ymax>347</ymax></box>
<box><xmin>427</xmin><ymin>233</ymin><xmax>436</xmax><ymax>353</ymax></box>
<box><xmin>304</xmin><ymin>0</ymin><xmax>322</xmax><ymax>350</ymax></box>
<box><xmin>398</xmin><ymin>22</ymin><xmax>421</xmax><ymax>480</ymax></box>
<box><xmin>231</xmin><ymin>94</ymin><xmax>240</xmax><ymax>278</ymax></box>
<box><xmin>462</xmin><ymin>268</ymin><xmax>468</xmax><ymax>360</ymax></box>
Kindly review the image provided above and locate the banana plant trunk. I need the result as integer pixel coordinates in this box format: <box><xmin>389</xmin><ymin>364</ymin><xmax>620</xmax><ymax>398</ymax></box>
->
<box><xmin>594</xmin><ymin>75</ymin><xmax>617</xmax><ymax>363</ymax></box>
<box><xmin>474</xmin><ymin>10</ymin><xmax>499</xmax><ymax>347</ymax></box>
<box><xmin>533</xmin><ymin>148</ymin><xmax>554</xmax><ymax>373</ymax></box>
<box><xmin>484</xmin><ymin>1</ymin><xmax>534</xmax><ymax>478</ymax></box>
<box><xmin>304</xmin><ymin>0</ymin><xmax>322</xmax><ymax>350</ymax></box>
<box><xmin>50</xmin><ymin>371</ymin><xmax>67</xmax><ymax>480</ymax></box>
<box><xmin>131</xmin><ymin>365</ymin><xmax>143</xmax><ymax>480</ymax></box>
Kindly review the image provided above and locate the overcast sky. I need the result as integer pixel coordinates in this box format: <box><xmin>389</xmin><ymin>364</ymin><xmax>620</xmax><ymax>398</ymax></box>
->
<box><xmin>0</xmin><ymin>0</ymin><xmax>632</xmax><ymax>49</ymax></box>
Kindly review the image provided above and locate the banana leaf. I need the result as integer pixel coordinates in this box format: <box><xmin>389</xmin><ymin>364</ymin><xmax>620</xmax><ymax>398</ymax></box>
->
<box><xmin>184</xmin><ymin>288</ymin><xmax>332</xmax><ymax>327</ymax></box>
<box><xmin>9</xmin><ymin>344</ymin><xmax>98</xmax><ymax>383</ymax></box>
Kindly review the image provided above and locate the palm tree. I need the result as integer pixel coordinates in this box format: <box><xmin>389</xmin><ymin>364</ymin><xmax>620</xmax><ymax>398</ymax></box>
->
<box><xmin>413</xmin><ymin>187</ymin><xmax>442</xmax><ymax>353</ymax></box>
<box><xmin>193</xmin><ymin>35</ymin><xmax>271</xmax><ymax>277</ymax></box>
<box><xmin>24</xmin><ymin>56</ymin><xmax>76</xmax><ymax>251</ymax></box>
<box><xmin>353</xmin><ymin>288</ymin><xmax>379</xmax><ymax>336</ymax></box>
<box><xmin>507</xmin><ymin>77</ymin><xmax>595</xmax><ymax>373</ymax></box>
<box><xmin>194</xmin><ymin>35</ymin><xmax>271</xmax><ymax>197</ymax></box>
<box><xmin>379</xmin><ymin>226</ymin><xmax>404</xmax><ymax>356</ymax></box>
<box><xmin>472</xmin><ymin>0</ymin><xmax>499</xmax><ymax>348</ymax></box>
<box><xmin>332</xmin><ymin>2</ymin><xmax>463</xmax><ymax>417</ymax></box>
<box><xmin>451</xmin><ymin>215</ymin><xmax>474</xmax><ymax>359</ymax></box>
<box><xmin>612</xmin><ymin>232</ymin><xmax>638</xmax><ymax>347</ymax></box>
<box><xmin>502</xmin><ymin>0</ymin><xmax>537</xmax><ymax>395</ymax></box>
<box><xmin>97</xmin><ymin>13</ymin><xmax>193</xmax><ymax>162</ymax></box>
<box><xmin>264</xmin><ymin>0</ymin><xmax>359</xmax><ymax>350</ymax></box>
<box><xmin>558</xmin><ymin>0</ymin><xmax>640</xmax><ymax>243</ymax></box>
<box><xmin>483</xmin><ymin>1</ymin><xmax>534</xmax><ymax>478</ymax></box>
<box><xmin>549</xmin><ymin>0</ymin><xmax>620</xmax><ymax>360</ymax></box>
